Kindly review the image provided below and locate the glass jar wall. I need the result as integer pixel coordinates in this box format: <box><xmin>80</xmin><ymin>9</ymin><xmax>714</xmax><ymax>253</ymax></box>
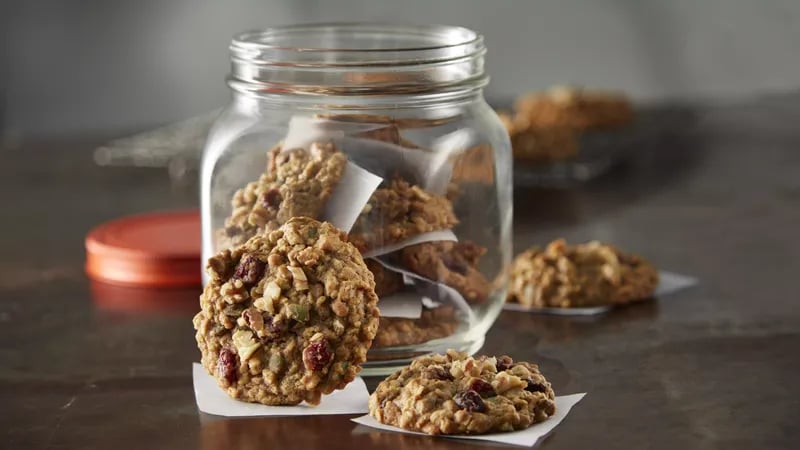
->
<box><xmin>201</xmin><ymin>24</ymin><xmax>512</xmax><ymax>374</ymax></box>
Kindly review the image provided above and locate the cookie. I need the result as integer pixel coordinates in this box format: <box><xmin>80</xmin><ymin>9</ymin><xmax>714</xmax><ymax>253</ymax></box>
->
<box><xmin>193</xmin><ymin>217</ymin><xmax>380</xmax><ymax>405</ymax></box>
<box><xmin>372</xmin><ymin>305</ymin><xmax>458</xmax><ymax>348</ymax></box>
<box><xmin>369</xmin><ymin>350</ymin><xmax>556</xmax><ymax>435</ymax></box>
<box><xmin>316</xmin><ymin>113</ymin><xmax>460</xmax><ymax>130</ymax></box>
<box><xmin>366</xmin><ymin>259</ymin><xmax>404</xmax><ymax>298</ymax></box>
<box><xmin>314</xmin><ymin>113</ymin><xmax>402</xmax><ymax>145</ymax></box>
<box><xmin>499</xmin><ymin>112</ymin><xmax>578</xmax><ymax>164</ymax></box>
<box><xmin>349</xmin><ymin>178</ymin><xmax>459</xmax><ymax>253</ymax></box>
<box><xmin>514</xmin><ymin>85</ymin><xmax>634</xmax><ymax>131</ymax></box>
<box><xmin>218</xmin><ymin>142</ymin><xmax>347</xmax><ymax>250</ymax></box>
<box><xmin>450</xmin><ymin>144</ymin><xmax>495</xmax><ymax>185</ymax></box>
<box><xmin>313</xmin><ymin>113</ymin><xmax>440</xmax><ymax>148</ymax></box>
<box><xmin>507</xmin><ymin>239</ymin><xmax>659</xmax><ymax>308</ymax></box>
<box><xmin>399</xmin><ymin>241</ymin><xmax>490</xmax><ymax>304</ymax></box>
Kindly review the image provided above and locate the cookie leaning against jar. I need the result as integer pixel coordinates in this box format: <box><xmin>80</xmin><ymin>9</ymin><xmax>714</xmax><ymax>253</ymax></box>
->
<box><xmin>369</xmin><ymin>350</ymin><xmax>556</xmax><ymax>435</ymax></box>
<box><xmin>506</xmin><ymin>239</ymin><xmax>659</xmax><ymax>308</ymax></box>
<box><xmin>193</xmin><ymin>217</ymin><xmax>380</xmax><ymax>406</ymax></box>
<box><xmin>218</xmin><ymin>142</ymin><xmax>347</xmax><ymax>250</ymax></box>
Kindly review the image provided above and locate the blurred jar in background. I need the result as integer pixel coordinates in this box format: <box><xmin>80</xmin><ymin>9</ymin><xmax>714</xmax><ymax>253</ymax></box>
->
<box><xmin>201</xmin><ymin>23</ymin><xmax>511</xmax><ymax>374</ymax></box>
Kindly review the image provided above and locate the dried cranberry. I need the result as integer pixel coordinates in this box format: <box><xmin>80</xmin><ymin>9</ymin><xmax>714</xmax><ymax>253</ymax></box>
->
<box><xmin>469</xmin><ymin>379</ymin><xmax>496</xmax><ymax>397</ymax></box>
<box><xmin>423</xmin><ymin>366</ymin><xmax>454</xmax><ymax>381</ymax></box>
<box><xmin>453</xmin><ymin>390</ymin><xmax>486</xmax><ymax>413</ymax></box>
<box><xmin>264</xmin><ymin>316</ymin><xmax>286</xmax><ymax>334</ymax></box>
<box><xmin>217</xmin><ymin>348</ymin><xmax>238</xmax><ymax>385</ymax></box>
<box><xmin>265</xmin><ymin>316</ymin><xmax>287</xmax><ymax>336</ymax></box>
<box><xmin>262</xmin><ymin>189</ymin><xmax>282</xmax><ymax>209</ymax></box>
<box><xmin>495</xmin><ymin>355</ymin><xmax>514</xmax><ymax>372</ymax></box>
<box><xmin>442</xmin><ymin>254</ymin><xmax>469</xmax><ymax>275</ymax></box>
<box><xmin>525</xmin><ymin>379</ymin><xmax>547</xmax><ymax>393</ymax></box>
<box><xmin>233</xmin><ymin>254</ymin><xmax>266</xmax><ymax>286</ymax></box>
<box><xmin>303</xmin><ymin>339</ymin><xmax>333</xmax><ymax>371</ymax></box>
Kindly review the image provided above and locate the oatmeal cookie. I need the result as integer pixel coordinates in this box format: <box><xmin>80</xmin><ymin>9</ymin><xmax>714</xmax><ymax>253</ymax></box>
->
<box><xmin>218</xmin><ymin>142</ymin><xmax>347</xmax><ymax>250</ymax></box>
<box><xmin>349</xmin><ymin>178</ymin><xmax>459</xmax><ymax>253</ymax></box>
<box><xmin>317</xmin><ymin>113</ymin><xmax>459</xmax><ymax>130</ymax></box>
<box><xmin>313</xmin><ymin>113</ymin><xmax>433</xmax><ymax>147</ymax></box>
<box><xmin>450</xmin><ymin>144</ymin><xmax>495</xmax><ymax>185</ymax></box>
<box><xmin>514</xmin><ymin>85</ymin><xmax>634</xmax><ymax>131</ymax></box>
<box><xmin>369</xmin><ymin>350</ymin><xmax>556</xmax><ymax>435</ymax></box>
<box><xmin>366</xmin><ymin>259</ymin><xmax>404</xmax><ymax>298</ymax></box>
<box><xmin>314</xmin><ymin>113</ymin><xmax>401</xmax><ymax>145</ymax></box>
<box><xmin>372</xmin><ymin>305</ymin><xmax>459</xmax><ymax>348</ymax></box>
<box><xmin>399</xmin><ymin>241</ymin><xmax>490</xmax><ymax>304</ymax></box>
<box><xmin>507</xmin><ymin>239</ymin><xmax>659</xmax><ymax>308</ymax></box>
<box><xmin>193</xmin><ymin>217</ymin><xmax>380</xmax><ymax>405</ymax></box>
<box><xmin>499</xmin><ymin>112</ymin><xmax>578</xmax><ymax>164</ymax></box>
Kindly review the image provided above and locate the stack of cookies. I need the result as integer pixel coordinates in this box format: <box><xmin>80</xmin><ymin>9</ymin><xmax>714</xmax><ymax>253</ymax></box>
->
<box><xmin>214</xmin><ymin>116</ymin><xmax>493</xmax><ymax>351</ymax></box>
<box><xmin>193</xmin><ymin>149</ymin><xmax>559</xmax><ymax>435</ymax></box>
<box><xmin>499</xmin><ymin>85</ymin><xmax>634</xmax><ymax>165</ymax></box>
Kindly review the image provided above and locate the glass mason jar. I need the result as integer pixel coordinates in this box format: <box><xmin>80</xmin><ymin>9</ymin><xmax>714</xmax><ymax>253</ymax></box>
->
<box><xmin>201</xmin><ymin>24</ymin><xmax>512</xmax><ymax>374</ymax></box>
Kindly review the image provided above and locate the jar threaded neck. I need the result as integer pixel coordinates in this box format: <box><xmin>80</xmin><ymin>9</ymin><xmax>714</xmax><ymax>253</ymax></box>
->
<box><xmin>228</xmin><ymin>23</ymin><xmax>487</xmax><ymax>97</ymax></box>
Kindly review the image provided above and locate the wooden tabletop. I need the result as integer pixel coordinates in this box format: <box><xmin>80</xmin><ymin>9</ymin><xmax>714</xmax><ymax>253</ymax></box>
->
<box><xmin>1</xmin><ymin>97</ymin><xmax>799</xmax><ymax>449</ymax></box>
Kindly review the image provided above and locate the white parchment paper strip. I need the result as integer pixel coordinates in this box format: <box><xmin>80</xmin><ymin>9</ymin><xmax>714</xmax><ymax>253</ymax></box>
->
<box><xmin>376</xmin><ymin>291</ymin><xmax>424</xmax><ymax>319</ymax></box>
<box><xmin>362</xmin><ymin>229</ymin><xmax>458</xmax><ymax>259</ymax></box>
<box><xmin>282</xmin><ymin>116</ymin><xmax>390</xmax><ymax>150</ymax></box>
<box><xmin>193</xmin><ymin>363</ymin><xmax>369</xmax><ymax>416</ymax></box>
<box><xmin>654</xmin><ymin>271</ymin><xmax>697</xmax><ymax>296</ymax></box>
<box><xmin>321</xmin><ymin>161</ymin><xmax>383</xmax><ymax>233</ymax></box>
<box><xmin>503</xmin><ymin>270</ymin><xmax>698</xmax><ymax>316</ymax></box>
<box><xmin>372</xmin><ymin>257</ymin><xmax>476</xmax><ymax>325</ymax></box>
<box><xmin>352</xmin><ymin>393</ymin><xmax>586</xmax><ymax>447</ymax></box>
<box><xmin>282</xmin><ymin>116</ymin><xmax>454</xmax><ymax>194</ymax></box>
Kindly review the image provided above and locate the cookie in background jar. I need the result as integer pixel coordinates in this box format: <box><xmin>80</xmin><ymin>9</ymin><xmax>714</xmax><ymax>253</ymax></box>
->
<box><xmin>514</xmin><ymin>85</ymin><xmax>634</xmax><ymax>131</ymax></box>
<box><xmin>348</xmin><ymin>177</ymin><xmax>458</xmax><ymax>253</ymax></box>
<box><xmin>499</xmin><ymin>85</ymin><xmax>634</xmax><ymax>167</ymax></box>
<box><xmin>218</xmin><ymin>143</ymin><xmax>347</xmax><ymax>249</ymax></box>
<box><xmin>399</xmin><ymin>240</ymin><xmax>491</xmax><ymax>304</ymax></box>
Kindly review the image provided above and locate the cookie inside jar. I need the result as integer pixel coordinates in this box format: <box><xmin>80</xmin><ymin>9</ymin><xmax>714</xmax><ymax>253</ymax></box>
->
<box><xmin>201</xmin><ymin>25</ymin><xmax>511</xmax><ymax>374</ymax></box>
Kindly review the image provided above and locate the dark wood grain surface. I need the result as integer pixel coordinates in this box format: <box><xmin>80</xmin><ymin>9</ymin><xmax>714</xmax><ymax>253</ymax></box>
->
<box><xmin>1</xmin><ymin>97</ymin><xmax>799</xmax><ymax>449</ymax></box>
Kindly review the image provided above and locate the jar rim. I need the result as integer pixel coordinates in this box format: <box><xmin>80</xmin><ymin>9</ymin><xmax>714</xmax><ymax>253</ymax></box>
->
<box><xmin>228</xmin><ymin>23</ymin><xmax>488</xmax><ymax>97</ymax></box>
<box><xmin>230</xmin><ymin>23</ymin><xmax>484</xmax><ymax>66</ymax></box>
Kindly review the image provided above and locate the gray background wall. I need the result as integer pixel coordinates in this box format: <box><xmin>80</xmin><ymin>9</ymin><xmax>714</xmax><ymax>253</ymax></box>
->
<box><xmin>3</xmin><ymin>0</ymin><xmax>800</xmax><ymax>138</ymax></box>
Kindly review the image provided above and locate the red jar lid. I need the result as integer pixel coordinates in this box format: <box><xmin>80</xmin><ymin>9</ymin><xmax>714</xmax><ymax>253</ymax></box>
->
<box><xmin>85</xmin><ymin>210</ymin><xmax>202</xmax><ymax>287</ymax></box>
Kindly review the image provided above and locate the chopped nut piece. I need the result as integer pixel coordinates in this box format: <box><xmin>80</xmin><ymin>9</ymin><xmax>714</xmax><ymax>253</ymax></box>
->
<box><xmin>242</xmin><ymin>308</ymin><xmax>264</xmax><ymax>331</ymax></box>
<box><xmin>288</xmin><ymin>266</ymin><xmax>309</xmax><ymax>291</ymax></box>
<box><xmin>269</xmin><ymin>353</ymin><xmax>285</xmax><ymax>373</ymax></box>
<box><xmin>263</xmin><ymin>281</ymin><xmax>282</xmax><ymax>302</ymax></box>
<box><xmin>232</xmin><ymin>329</ymin><xmax>261</xmax><ymax>361</ymax></box>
